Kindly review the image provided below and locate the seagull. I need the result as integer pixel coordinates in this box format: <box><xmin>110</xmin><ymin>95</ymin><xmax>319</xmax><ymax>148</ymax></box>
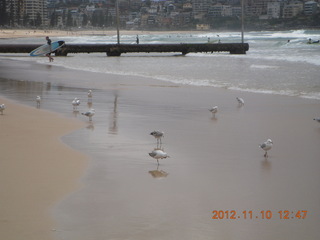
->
<box><xmin>259</xmin><ymin>139</ymin><xmax>273</xmax><ymax>158</ymax></box>
<box><xmin>87</xmin><ymin>90</ymin><xmax>93</xmax><ymax>98</ymax></box>
<box><xmin>149</xmin><ymin>149</ymin><xmax>169</xmax><ymax>165</ymax></box>
<box><xmin>36</xmin><ymin>96</ymin><xmax>41</xmax><ymax>107</ymax></box>
<box><xmin>150</xmin><ymin>130</ymin><xmax>164</xmax><ymax>145</ymax></box>
<box><xmin>313</xmin><ymin>118</ymin><xmax>320</xmax><ymax>123</ymax></box>
<box><xmin>87</xmin><ymin>90</ymin><xmax>93</xmax><ymax>104</ymax></box>
<box><xmin>82</xmin><ymin>108</ymin><xmax>95</xmax><ymax>121</ymax></box>
<box><xmin>72</xmin><ymin>98</ymin><xmax>80</xmax><ymax>110</ymax></box>
<box><xmin>0</xmin><ymin>104</ymin><xmax>5</xmax><ymax>114</ymax></box>
<box><xmin>236</xmin><ymin>97</ymin><xmax>244</xmax><ymax>106</ymax></box>
<box><xmin>209</xmin><ymin>106</ymin><xmax>218</xmax><ymax>117</ymax></box>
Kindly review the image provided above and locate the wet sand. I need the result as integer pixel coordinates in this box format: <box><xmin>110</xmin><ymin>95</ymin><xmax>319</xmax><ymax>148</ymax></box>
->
<box><xmin>0</xmin><ymin>59</ymin><xmax>320</xmax><ymax>240</ymax></box>
<box><xmin>0</xmin><ymin>96</ymin><xmax>88</xmax><ymax>240</ymax></box>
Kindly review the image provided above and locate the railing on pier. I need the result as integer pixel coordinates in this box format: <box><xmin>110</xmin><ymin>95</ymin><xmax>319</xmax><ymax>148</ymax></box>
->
<box><xmin>0</xmin><ymin>43</ymin><xmax>249</xmax><ymax>56</ymax></box>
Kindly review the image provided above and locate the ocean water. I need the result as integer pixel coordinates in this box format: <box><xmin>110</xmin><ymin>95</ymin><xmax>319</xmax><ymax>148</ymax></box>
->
<box><xmin>0</xmin><ymin>29</ymin><xmax>320</xmax><ymax>100</ymax></box>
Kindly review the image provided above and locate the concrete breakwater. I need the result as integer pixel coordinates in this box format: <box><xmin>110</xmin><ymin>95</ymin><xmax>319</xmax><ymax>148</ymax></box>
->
<box><xmin>0</xmin><ymin>43</ymin><xmax>249</xmax><ymax>56</ymax></box>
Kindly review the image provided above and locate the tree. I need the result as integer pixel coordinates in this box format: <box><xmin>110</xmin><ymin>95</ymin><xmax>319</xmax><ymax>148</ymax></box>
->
<box><xmin>66</xmin><ymin>10</ymin><xmax>73</xmax><ymax>27</ymax></box>
<box><xmin>35</xmin><ymin>12</ymin><xmax>42</xmax><ymax>26</ymax></box>
<box><xmin>23</xmin><ymin>14</ymin><xmax>29</xmax><ymax>27</ymax></box>
<box><xmin>9</xmin><ymin>1</ymin><xmax>15</xmax><ymax>27</ymax></box>
<box><xmin>0</xmin><ymin>0</ymin><xmax>7</xmax><ymax>26</ymax></box>
<box><xmin>50</xmin><ymin>12</ymin><xmax>57</xmax><ymax>27</ymax></box>
<box><xmin>82</xmin><ymin>14</ymin><xmax>88</xmax><ymax>27</ymax></box>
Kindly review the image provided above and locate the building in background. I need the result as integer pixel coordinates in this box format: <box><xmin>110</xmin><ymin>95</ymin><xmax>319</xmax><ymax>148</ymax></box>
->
<box><xmin>3</xmin><ymin>0</ymin><xmax>48</xmax><ymax>26</ymax></box>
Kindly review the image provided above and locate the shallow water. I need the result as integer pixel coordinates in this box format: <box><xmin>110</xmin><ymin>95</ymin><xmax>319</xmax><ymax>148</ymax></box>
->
<box><xmin>1</xmin><ymin>29</ymin><xmax>320</xmax><ymax>99</ymax></box>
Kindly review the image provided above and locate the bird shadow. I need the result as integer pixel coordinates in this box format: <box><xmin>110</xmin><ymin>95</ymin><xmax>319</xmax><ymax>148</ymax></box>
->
<box><xmin>87</xmin><ymin>102</ymin><xmax>93</xmax><ymax>108</ymax></box>
<box><xmin>86</xmin><ymin>123</ymin><xmax>94</xmax><ymax>131</ymax></box>
<box><xmin>73</xmin><ymin>110</ymin><xmax>80</xmax><ymax>117</ymax></box>
<box><xmin>211</xmin><ymin>116</ymin><xmax>218</xmax><ymax>121</ymax></box>
<box><xmin>261</xmin><ymin>158</ymin><xmax>272</xmax><ymax>172</ymax></box>
<box><xmin>148</xmin><ymin>163</ymin><xmax>169</xmax><ymax>178</ymax></box>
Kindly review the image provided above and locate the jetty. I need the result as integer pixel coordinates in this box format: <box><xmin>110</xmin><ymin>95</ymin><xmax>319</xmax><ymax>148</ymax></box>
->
<box><xmin>0</xmin><ymin>43</ymin><xmax>249</xmax><ymax>56</ymax></box>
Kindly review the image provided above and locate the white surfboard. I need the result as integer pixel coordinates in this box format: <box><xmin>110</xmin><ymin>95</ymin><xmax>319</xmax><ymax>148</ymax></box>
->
<box><xmin>30</xmin><ymin>41</ymin><xmax>65</xmax><ymax>56</ymax></box>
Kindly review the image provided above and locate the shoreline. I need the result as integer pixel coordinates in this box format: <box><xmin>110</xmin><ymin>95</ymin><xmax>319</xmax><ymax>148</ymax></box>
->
<box><xmin>0</xmin><ymin>96</ymin><xmax>88</xmax><ymax>240</ymax></box>
<box><xmin>0</xmin><ymin>29</ymin><xmax>213</xmax><ymax>39</ymax></box>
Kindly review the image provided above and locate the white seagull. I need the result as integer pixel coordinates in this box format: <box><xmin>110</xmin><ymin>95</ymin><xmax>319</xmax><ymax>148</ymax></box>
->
<box><xmin>259</xmin><ymin>139</ymin><xmax>273</xmax><ymax>158</ymax></box>
<box><xmin>36</xmin><ymin>96</ymin><xmax>41</xmax><ymax>107</ymax></box>
<box><xmin>236</xmin><ymin>97</ymin><xmax>244</xmax><ymax>106</ymax></box>
<box><xmin>149</xmin><ymin>149</ymin><xmax>169</xmax><ymax>165</ymax></box>
<box><xmin>82</xmin><ymin>108</ymin><xmax>95</xmax><ymax>121</ymax></box>
<box><xmin>0</xmin><ymin>104</ymin><xmax>5</xmax><ymax>115</ymax></box>
<box><xmin>209</xmin><ymin>106</ymin><xmax>218</xmax><ymax>117</ymax></box>
<box><xmin>150</xmin><ymin>130</ymin><xmax>164</xmax><ymax>145</ymax></box>
<box><xmin>72</xmin><ymin>98</ymin><xmax>80</xmax><ymax>110</ymax></box>
<box><xmin>313</xmin><ymin>118</ymin><xmax>320</xmax><ymax>123</ymax></box>
<box><xmin>87</xmin><ymin>90</ymin><xmax>93</xmax><ymax>98</ymax></box>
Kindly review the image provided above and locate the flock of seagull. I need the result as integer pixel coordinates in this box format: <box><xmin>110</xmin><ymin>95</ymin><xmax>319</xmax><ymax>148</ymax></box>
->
<box><xmin>35</xmin><ymin>90</ymin><xmax>96</xmax><ymax>121</ymax></box>
<box><xmin>148</xmin><ymin>96</ymin><xmax>319</xmax><ymax>165</ymax></box>
<box><xmin>209</xmin><ymin>97</ymin><xmax>274</xmax><ymax>158</ymax></box>
<box><xmin>1</xmin><ymin>93</ymin><xmax>319</xmax><ymax>165</ymax></box>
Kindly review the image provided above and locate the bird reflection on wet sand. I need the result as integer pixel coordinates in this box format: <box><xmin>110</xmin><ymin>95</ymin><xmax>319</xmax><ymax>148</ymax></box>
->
<box><xmin>149</xmin><ymin>167</ymin><xmax>169</xmax><ymax>178</ymax></box>
<box><xmin>86</xmin><ymin>123</ymin><xmax>94</xmax><ymax>131</ymax></box>
<box><xmin>109</xmin><ymin>94</ymin><xmax>118</xmax><ymax>135</ymax></box>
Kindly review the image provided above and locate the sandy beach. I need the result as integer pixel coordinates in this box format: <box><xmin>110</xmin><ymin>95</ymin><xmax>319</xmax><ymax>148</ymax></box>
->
<box><xmin>0</xmin><ymin>96</ymin><xmax>88</xmax><ymax>240</ymax></box>
<box><xmin>0</xmin><ymin>56</ymin><xmax>319</xmax><ymax>240</ymax></box>
<box><xmin>0</xmin><ymin>29</ymin><xmax>208</xmax><ymax>39</ymax></box>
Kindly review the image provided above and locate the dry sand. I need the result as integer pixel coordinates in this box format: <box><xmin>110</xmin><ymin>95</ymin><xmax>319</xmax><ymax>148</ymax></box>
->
<box><xmin>0</xmin><ymin>97</ymin><xmax>88</xmax><ymax>240</ymax></box>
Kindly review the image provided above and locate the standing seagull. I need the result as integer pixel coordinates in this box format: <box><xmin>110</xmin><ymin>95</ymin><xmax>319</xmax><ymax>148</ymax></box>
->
<box><xmin>36</xmin><ymin>96</ymin><xmax>41</xmax><ymax>107</ymax></box>
<box><xmin>0</xmin><ymin>104</ymin><xmax>5</xmax><ymax>115</ymax></box>
<box><xmin>150</xmin><ymin>130</ymin><xmax>164</xmax><ymax>145</ymax></box>
<box><xmin>82</xmin><ymin>108</ymin><xmax>95</xmax><ymax>121</ymax></box>
<box><xmin>313</xmin><ymin>118</ymin><xmax>320</xmax><ymax>123</ymax></box>
<box><xmin>209</xmin><ymin>106</ymin><xmax>218</xmax><ymax>117</ymax></box>
<box><xmin>87</xmin><ymin>90</ymin><xmax>93</xmax><ymax>104</ymax></box>
<box><xmin>72</xmin><ymin>98</ymin><xmax>80</xmax><ymax>111</ymax></box>
<box><xmin>259</xmin><ymin>139</ymin><xmax>273</xmax><ymax>158</ymax></box>
<box><xmin>87</xmin><ymin>90</ymin><xmax>93</xmax><ymax>98</ymax></box>
<box><xmin>149</xmin><ymin>149</ymin><xmax>169</xmax><ymax>165</ymax></box>
<box><xmin>236</xmin><ymin>97</ymin><xmax>244</xmax><ymax>106</ymax></box>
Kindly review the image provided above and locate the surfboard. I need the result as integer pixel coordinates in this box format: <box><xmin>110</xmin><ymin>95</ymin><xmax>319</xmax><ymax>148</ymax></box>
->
<box><xmin>30</xmin><ymin>40</ymin><xmax>65</xmax><ymax>56</ymax></box>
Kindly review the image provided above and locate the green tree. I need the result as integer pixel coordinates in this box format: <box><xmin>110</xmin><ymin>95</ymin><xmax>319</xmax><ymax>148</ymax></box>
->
<box><xmin>35</xmin><ymin>12</ymin><xmax>42</xmax><ymax>26</ymax></box>
<box><xmin>9</xmin><ymin>2</ymin><xmax>15</xmax><ymax>26</ymax></box>
<box><xmin>82</xmin><ymin>14</ymin><xmax>88</xmax><ymax>27</ymax></box>
<box><xmin>0</xmin><ymin>0</ymin><xmax>8</xmax><ymax>26</ymax></box>
<box><xmin>23</xmin><ymin>14</ymin><xmax>29</xmax><ymax>27</ymax></box>
<box><xmin>50</xmin><ymin>12</ymin><xmax>57</xmax><ymax>27</ymax></box>
<box><xmin>66</xmin><ymin>10</ymin><xmax>73</xmax><ymax>27</ymax></box>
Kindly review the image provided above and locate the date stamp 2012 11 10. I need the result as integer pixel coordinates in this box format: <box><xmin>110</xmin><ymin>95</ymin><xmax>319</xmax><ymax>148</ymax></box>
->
<box><xmin>211</xmin><ymin>210</ymin><xmax>308</xmax><ymax>220</ymax></box>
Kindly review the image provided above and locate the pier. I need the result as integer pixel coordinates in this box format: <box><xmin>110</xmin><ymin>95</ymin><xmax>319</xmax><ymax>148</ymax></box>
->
<box><xmin>0</xmin><ymin>43</ymin><xmax>249</xmax><ymax>56</ymax></box>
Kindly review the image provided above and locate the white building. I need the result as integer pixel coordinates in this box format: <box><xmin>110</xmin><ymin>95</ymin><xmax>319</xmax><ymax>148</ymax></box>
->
<box><xmin>8</xmin><ymin>0</ymin><xmax>48</xmax><ymax>26</ymax></box>
<box><xmin>304</xmin><ymin>1</ymin><xmax>318</xmax><ymax>15</ymax></box>
<box><xmin>283</xmin><ymin>1</ymin><xmax>303</xmax><ymax>18</ymax></box>
<box><xmin>267</xmin><ymin>1</ymin><xmax>281</xmax><ymax>19</ymax></box>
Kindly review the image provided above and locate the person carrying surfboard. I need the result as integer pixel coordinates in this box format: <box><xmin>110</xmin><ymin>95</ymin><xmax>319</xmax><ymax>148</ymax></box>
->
<box><xmin>45</xmin><ymin>36</ymin><xmax>54</xmax><ymax>62</ymax></box>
